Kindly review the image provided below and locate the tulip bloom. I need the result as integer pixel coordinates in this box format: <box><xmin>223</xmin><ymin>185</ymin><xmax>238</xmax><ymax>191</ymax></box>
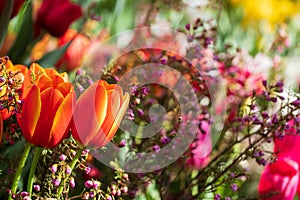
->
<box><xmin>258</xmin><ymin>158</ymin><xmax>299</xmax><ymax>200</ymax></box>
<box><xmin>19</xmin><ymin>72</ymin><xmax>75</xmax><ymax>148</ymax></box>
<box><xmin>258</xmin><ymin>119</ymin><xmax>300</xmax><ymax>199</ymax></box>
<box><xmin>35</xmin><ymin>0</ymin><xmax>82</xmax><ymax>37</ymax></box>
<box><xmin>70</xmin><ymin>80</ymin><xmax>130</xmax><ymax>149</ymax></box>
<box><xmin>56</xmin><ymin>29</ymin><xmax>89</xmax><ymax>71</ymax></box>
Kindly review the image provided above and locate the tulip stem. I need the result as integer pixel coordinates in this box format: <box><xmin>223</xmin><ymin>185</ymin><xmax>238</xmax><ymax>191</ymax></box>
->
<box><xmin>57</xmin><ymin>148</ymin><xmax>83</xmax><ymax>197</ymax></box>
<box><xmin>27</xmin><ymin>146</ymin><xmax>42</xmax><ymax>197</ymax></box>
<box><xmin>9</xmin><ymin>143</ymin><xmax>31</xmax><ymax>200</ymax></box>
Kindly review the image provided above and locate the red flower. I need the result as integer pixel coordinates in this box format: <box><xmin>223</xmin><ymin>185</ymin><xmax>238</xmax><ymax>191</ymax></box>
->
<box><xmin>70</xmin><ymin>80</ymin><xmax>130</xmax><ymax>149</ymax></box>
<box><xmin>186</xmin><ymin>120</ymin><xmax>211</xmax><ymax>169</ymax></box>
<box><xmin>0</xmin><ymin>0</ymin><xmax>24</xmax><ymax>19</ymax></box>
<box><xmin>56</xmin><ymin>29</ymin><xmax>89</xmax><ymax>71</ymax></box>
<box><xmin>18</xmin><ymin>67</ymin><xmax>76</xmax><ymax>148</ymax></box>
<box><xmin>258</xmin><ymin>158</ymin><xmax>299</xmax><ymax>200</ymax></box>
<box><xmin>36</xmin><ymin>0</ymin><xmax>82</xmax><ymax>37</ymax></box>
<box><xmin>258</xmin><ymin>119</ymin><xmax>300</xmax><ymax>199</ymax></box>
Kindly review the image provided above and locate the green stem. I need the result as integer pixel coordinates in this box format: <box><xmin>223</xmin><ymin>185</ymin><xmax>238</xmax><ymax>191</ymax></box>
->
<box><xmin>27</xmin><ymin>147</ymin><xmax>42</xmax><ymax>197</ymax></box>
<box><xmin>57</xmin><ymin>148</ymin><xmax>83</xmax><ymax>197</ymax></box>
<box><xmin>9</xmin><ymin>143</ymin><xmax>32</xmax><ymax>200</ymax></box>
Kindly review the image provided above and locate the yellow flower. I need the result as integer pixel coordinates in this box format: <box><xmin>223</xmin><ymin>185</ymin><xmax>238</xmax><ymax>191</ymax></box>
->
<box><xmin>231</xmin><ymin>0</ymin><xmax>299</xmax><ymax>27</ymax></box>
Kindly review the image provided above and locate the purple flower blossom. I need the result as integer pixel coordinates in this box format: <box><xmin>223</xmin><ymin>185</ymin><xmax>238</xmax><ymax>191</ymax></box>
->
<box><xmin>231</xmin><ymin>183</ymin><xmax>238</xmax><ymax>191</ymax></box>
<box><xmin>106</xmin><ymin>196</ymin><xmax>112</xmax><ymax>200</ymax></box>
<box><xmin>59</xmin><ymin>154</ymin><xmax>67</xmax><ymax>161</ymax></box>
<box><xmin>70</xmin><ymin>177</ymin><xmax>75</xmax><ymax>188</ymax></box>
<box><xmin>84</xmin><ymin>180</ymin><xmax>93</xmax><ymax>188</ymax></box>
<box><xmin>89</xmin><ymin>191</ymin><xmax>95</xmax><ymax>198</ymax></box>
<box><xmin>160</xmin><ymin>136</ymin><xmax>170</xmax><ymax>145</ymax></box>
<box><xmin>291</xmin><ymin>99</ymin><xmax>300</xmax><ymax>107</ymax></box>
<box><xmin>21</xmin><ymin>191</ymin><xmax>29</xmax><ymax>197</ymax></box>
<box><xmin>119</xmin><ymin>139</ymin><xmax>126</xmax><ymax>147</ymax></box>
<box><xmin>34</xmin><ymin>184</ymin><xmax>40</xmax><ymax>192</ymax></box>
<box><xmin>214</xmin><ymin>194</ymin><xmax>221</xmax><ymax>200</ymax></box>
<box><xmin>85</xmin><ymin>167</ymin><xmax>91</xmax><ymax>174</ymax></box>
<box><xmin>51</xmin><ymin>164</ymin><xmax>58</xmax><ymax>173</ymax></box>
<box><xmin>82</xmin><ymin>149</ymin><xmax>89</xmax><ymax>155</ymax></box>
<box><xmin>52</xmin><ymin>179</ymin><xmax>61</xmax><ymax>186</ymax></box>
<box><xmin>66</xmin><ymin>166</ymin><xmax>72</xmax><ymax>174</ymax></box>
<box><xmin>152</xmin><ymin>145</ymin><xmax>160</xmax><ymax>152</ymax></box>
<box><xmin>93</xmin><ymin>181</ymin><xmax>100</xmax><ymax>189</ymax></box>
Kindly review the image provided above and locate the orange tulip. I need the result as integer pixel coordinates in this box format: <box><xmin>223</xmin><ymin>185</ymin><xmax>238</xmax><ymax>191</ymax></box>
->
<box><xmin>21</xmin><ymin>63</ymin><xmax>69</xmax><ymax>99</ymax></box>
<box><xmin>70</xmin><ymin>80</ymin><xmax>130</xmax><ymax>149</ymax></box>
<box><xmin>18</xmin><ymin>71</ymin><xmax>76</xmax><ymax>148</ymax></box>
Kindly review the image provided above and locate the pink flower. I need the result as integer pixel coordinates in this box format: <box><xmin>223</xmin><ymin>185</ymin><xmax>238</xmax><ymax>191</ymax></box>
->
<box><xmin>258</xmin><ymin>119</ymin><xmax>300</xmax><ymax>199</ymax></box>
<box><xmin>186</xmin><ymin>120</ymin><xmax>212</xmax><ymax>169</ymax></box>
<box><xmin>274</xmin><ymin>120</ymin><xmax>300</xmax><ymax>164</ymax></box>
<box><xmin>258</xmin><ymin>158</ymin><xmax>299</xmax><ymax>200</ymax></box>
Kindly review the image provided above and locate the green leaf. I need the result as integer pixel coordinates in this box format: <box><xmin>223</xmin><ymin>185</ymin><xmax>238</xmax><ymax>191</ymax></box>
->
<box><xmin>8</xmin><ymin>1</ymin><xmax>33</xmax><ymax>63</ymax></box>
<box><xmin>36</xmin><ymin>41</ymin><xmax>72</xmax><ymax>68</ymax></box>
<box><xmin>0</xmin><ymin>0</ymin><xmax>13</xmax><ymax>49</ymax></box>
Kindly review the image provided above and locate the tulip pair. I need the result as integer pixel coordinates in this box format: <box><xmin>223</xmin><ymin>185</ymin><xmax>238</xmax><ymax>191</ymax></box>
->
<box><xmin>19</xmin><ymin>66</ymin><xmax>129</xmax><ymax>149</ymax></box>
<box><xmin>258</xmin><ymin>119</ymin><xmax>300</xmax><ymax>200</ymax></box>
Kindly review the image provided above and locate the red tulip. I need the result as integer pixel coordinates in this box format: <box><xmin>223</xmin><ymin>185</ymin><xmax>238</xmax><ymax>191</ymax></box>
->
<box><xmin>258</xmin><ymin>119</ymin><xmax>300</xmax><ymax>199</ymax></box>
<box><xmin>35</xmin><ymin>0</ymin><xmax>82</xmax><ymax>37</ymax></box>
<box><xmin>56</xmin><ymin>29</ymin><xmax>89</xmax><ymax>71</ymax></box>
<box><xmin>258</xmin><ymin>158</ymin><xmax>299</xmax><ymax>200</ymax></box>
<box><xmin>19</xmin><ymin>70</ymin><xmax>76</xmax><ymax>148</ymax></box>
<box><xmin>70</xmin><ymin>80</ymin><xmax>130</xmax><ymax>149</ymax></box>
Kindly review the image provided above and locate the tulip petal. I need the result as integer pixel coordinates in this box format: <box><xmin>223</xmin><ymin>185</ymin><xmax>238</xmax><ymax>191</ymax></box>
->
<box><xmin>49</xmin><ymin>74</ymin><xmax>66</xmax><ymax>87</ymax></box>
<box><xmin>98</xmin><ymin>80</ymin><xmax>109</xmax><ymax>86</ymax></box>
<box><xmin>72</xmin><ymin>83</ymin><xmax>108</xmax><ymax>146</ymax></box>
<box><xmin>37</xmin><ymin>75</ymin><xmax>52</xmax><ymax>92</ymax></box>
<box><xmin>102</xmin><ymin>93</ymin><xmax>130</xmax><ymax>146</ymax></box>
<box><xmin>32</xmin><ymin>87</ymin><xmax>64</xmax><ymax>147</ymax></box>
<box><xmin>87</xmin><ymin>123</ymin><xmax>109</xmax><ymax>149</ymax></box>
<box><xmin>20</xmin><ymin>85</ymin><xmax>41</xmax><ymax>141</ymax></box>
<box><xmin>100</xmin><ymin>86</ymin><xmax>122</xmax><ymax>138</ymax></box>
<box><xmin>56</xmin><ymin>82</ymin><xmax>72</xmax><ymax>97</ymax></box>
<box><xmin>258</xmin><ymin>158</ymin><xmax>299</xmax><ymax>200</ymax></box>
<box><xmin>29</xmin><ymin>63</ymin><xmax>45</xmax><ymax>83</ymax></box>
<box><xmin>44</xmin><ymin>68</ymin><xmax>59</xmax><ymax>76</ymax></box>
<box><xmin>49</xmin><ymin>87</ymin><xmax>75</xmax><ymax>147</ymax></box>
